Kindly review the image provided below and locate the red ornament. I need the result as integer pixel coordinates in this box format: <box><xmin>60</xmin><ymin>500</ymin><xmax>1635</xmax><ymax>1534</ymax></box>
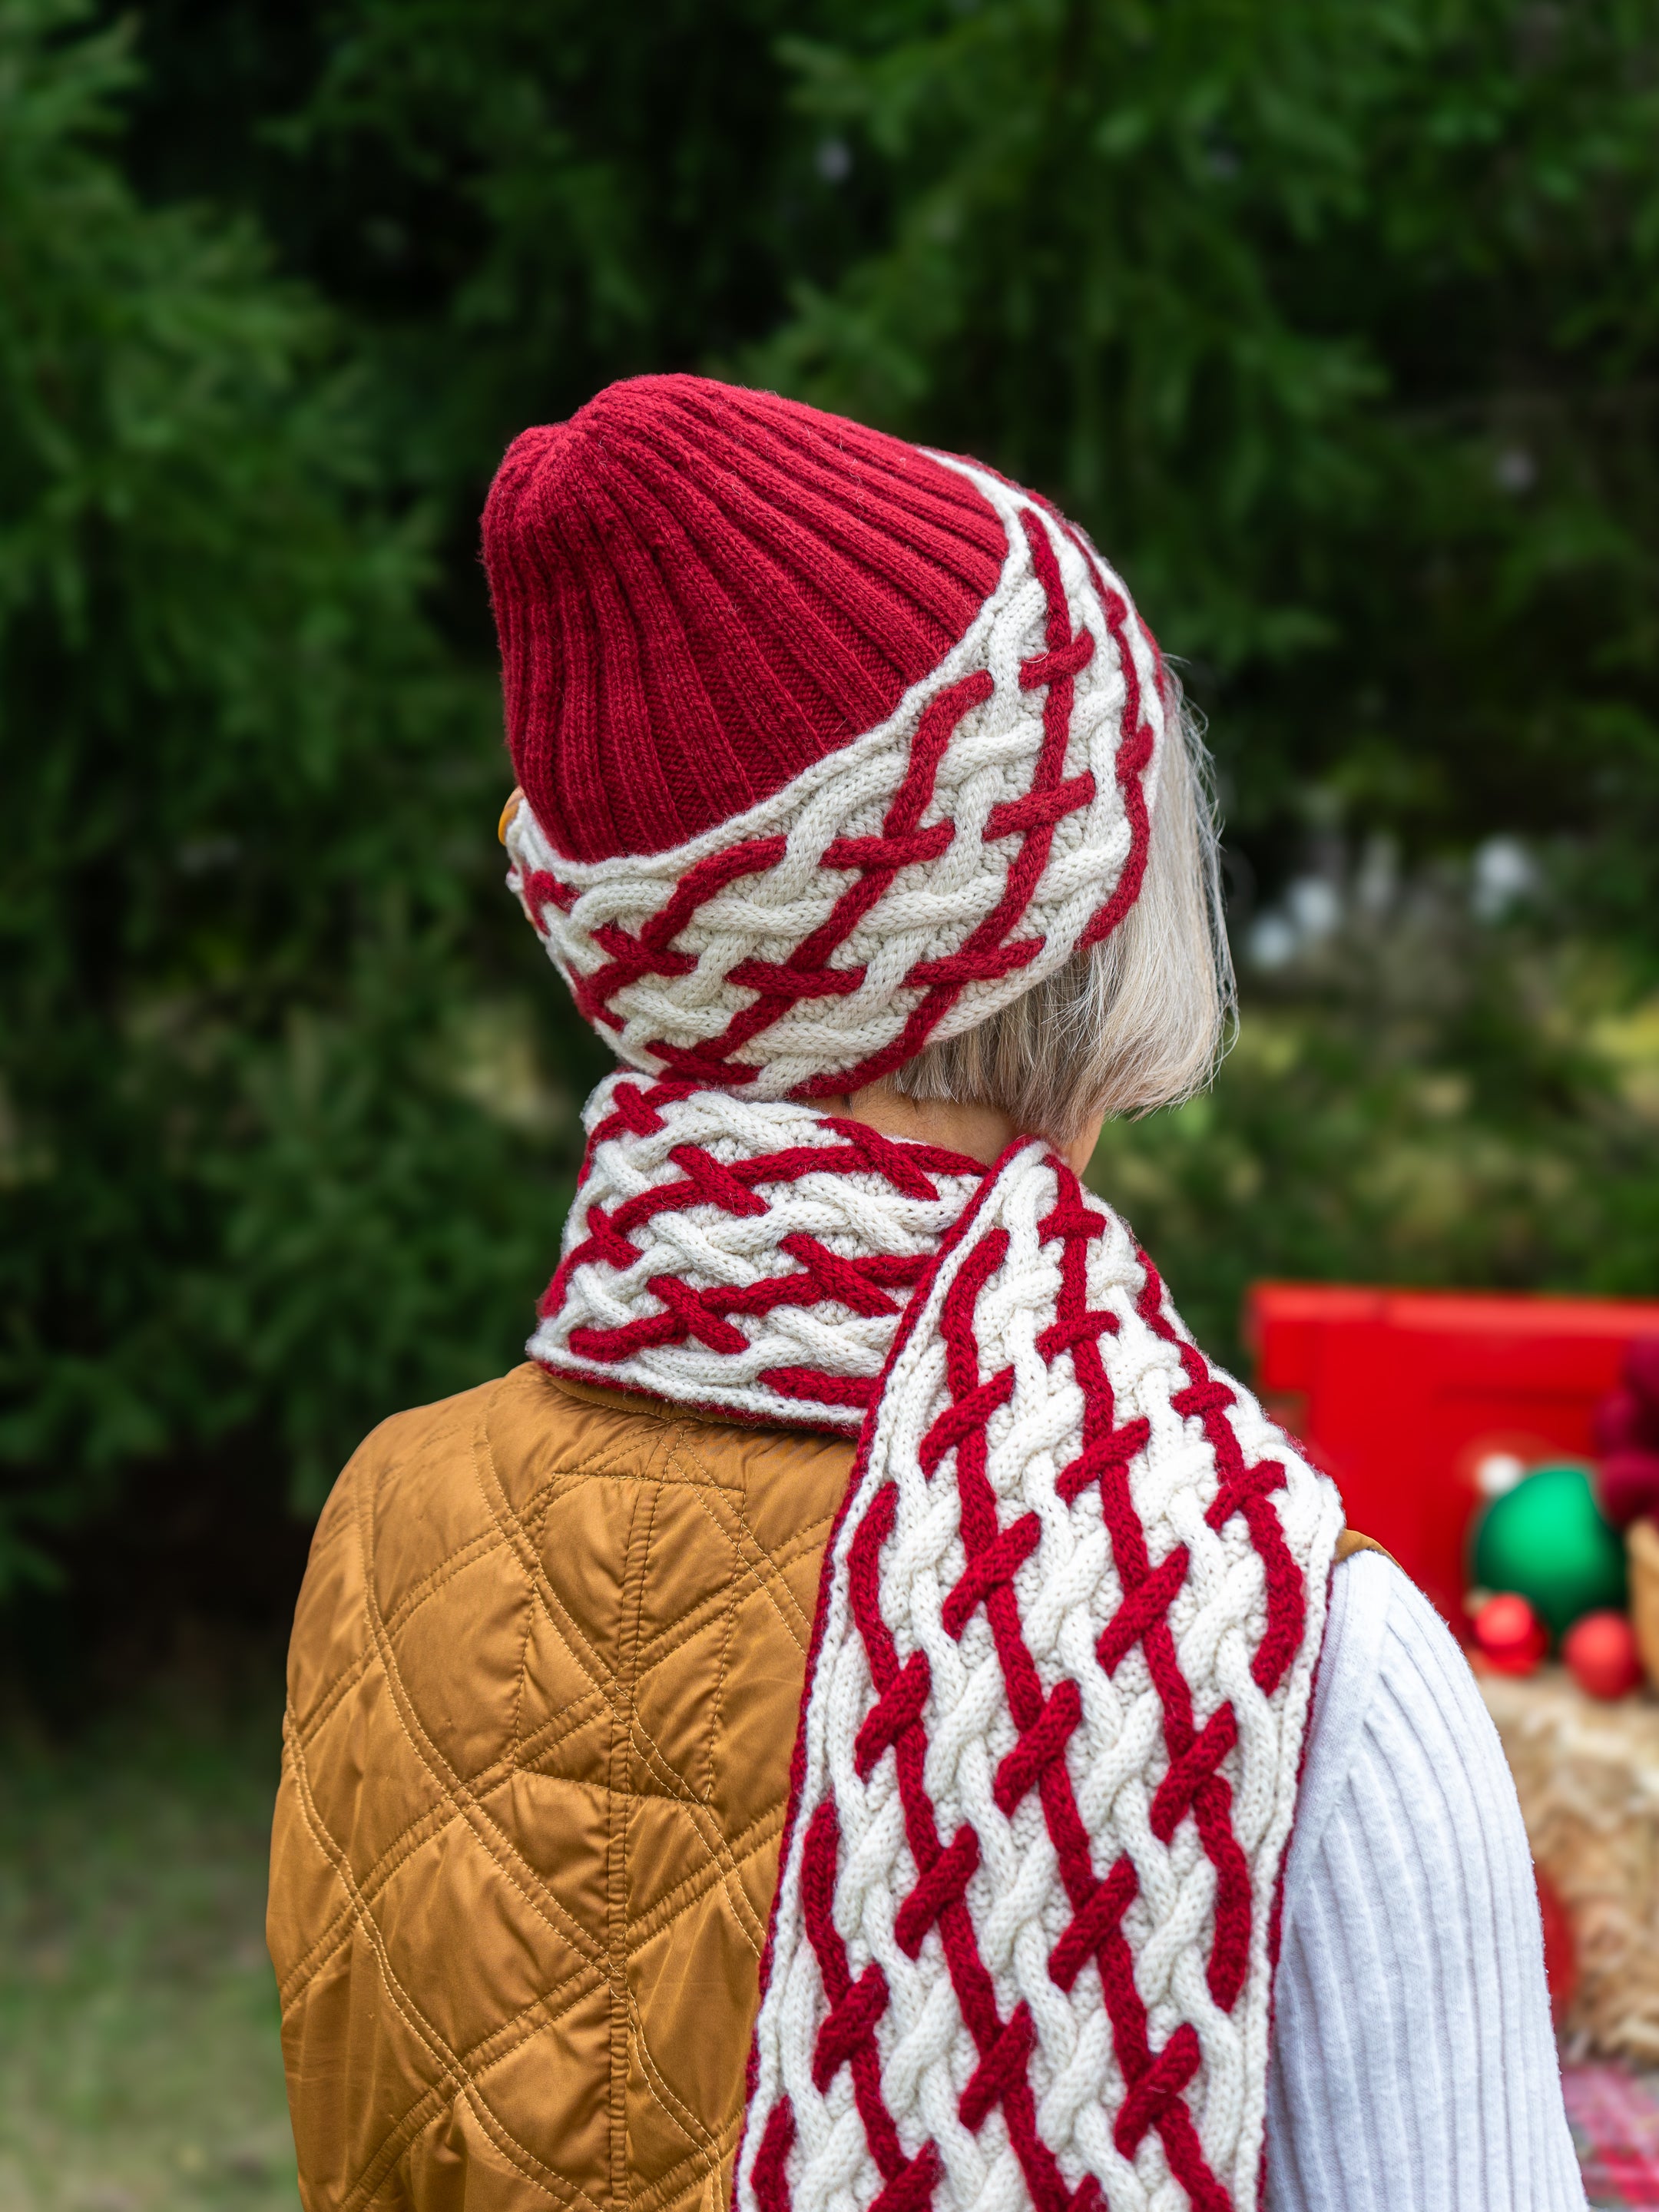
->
<box><xmin>1562</xmin><ymin>1609</ymin><xmax>1643</xmax><ymax>1699</ymax></box>
<box><xmin>1471</xmin><ymin>1591</ymin><xmax>1548</xmax><ymax>1674</ymax></box>
<box><xmin>1598</xmin><ymin>1447</ymin><xmax>1659</xmax><ymax>1530</ymax></box>
<box><xmin>1594</xmin><ymin>1386</ymin><xmax>1659</xmax><ymax>1458</ymax></box>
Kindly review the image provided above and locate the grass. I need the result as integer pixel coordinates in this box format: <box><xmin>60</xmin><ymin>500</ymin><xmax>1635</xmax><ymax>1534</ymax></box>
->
<box><xmin>0</xmin><ymin>1686</ymin><xmax>297</xmax><ymax>2212</ymax></box>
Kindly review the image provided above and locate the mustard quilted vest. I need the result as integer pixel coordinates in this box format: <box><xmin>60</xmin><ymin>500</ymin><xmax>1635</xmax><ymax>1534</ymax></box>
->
<box><xmin>267</xmin><ymin>1364</ymin><xmax>853</xmax><ymax>2212</ymax></box>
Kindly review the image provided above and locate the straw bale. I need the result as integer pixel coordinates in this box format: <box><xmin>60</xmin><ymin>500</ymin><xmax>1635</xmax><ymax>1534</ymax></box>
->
<box><xmin>1482</xmin><ymin>1666</ymin><xmax>1659</xmax><ymax>2061</ymax></box>
<box><xmin>1631</xmin><ymin>1517</ymin><xmax>1659</xmax><ymax>1690</ymax></box>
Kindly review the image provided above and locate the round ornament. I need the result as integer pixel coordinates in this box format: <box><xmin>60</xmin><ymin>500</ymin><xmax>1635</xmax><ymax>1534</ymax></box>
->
<box><xmin>1561</xmin><ymin>1609</ymin><xmax>1643</xmax><ymax>1700</ymax></box>
<box><xmin>1598</xmin><ymin>1447</ymin><xmax>1659</xmax><ymax>1531</ymax></box>
<box><xmin>1594</xmin><ymin>1384</ymin><xmax>1659</xmax><ymax>1458</ymax></box>
<box><xmin>1470</xmin><ymin>1462</ymin><xmax>1627</xmax><ymax>1640</ymax></box>
<box><xmin>1470</xmin><ymin>1591</ymin><xmax>1547</xmax><ymax>1674</ymax></box>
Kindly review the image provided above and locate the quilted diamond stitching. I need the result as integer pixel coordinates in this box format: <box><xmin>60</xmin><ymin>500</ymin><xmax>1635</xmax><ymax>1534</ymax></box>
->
<box><xmin>275</xmin><ymin>1368</ymin><xmax>850</xmax><ymax>2210</ymax></box>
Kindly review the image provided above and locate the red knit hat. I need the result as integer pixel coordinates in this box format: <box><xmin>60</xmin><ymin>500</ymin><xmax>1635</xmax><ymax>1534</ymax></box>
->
<box><xmin>485</xmin><ymin>376</ymin><xmax>1008</xmax><ymax>862</ymax></box>
<box><xmin>488</xmin><ymin>375</ymin><xmax>1166</xmax><ymax>1098</ymax></box>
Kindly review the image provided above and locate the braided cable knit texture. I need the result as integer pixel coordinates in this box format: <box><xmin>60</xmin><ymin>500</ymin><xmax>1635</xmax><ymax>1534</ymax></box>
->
<box><xmin>531</xmin><ymin>1071</ymin><xmax>988</xmax><ymax>1431</ymax></box>
<box><xmin>736</xmin><ymin>1141</ymin><xmax>1343</xmax><ymax>2212</ymax></box>
<box><xmin>504</xmin><ymin>463</ymin><xmax>1164</xmax><ymax>1099</ymax></box>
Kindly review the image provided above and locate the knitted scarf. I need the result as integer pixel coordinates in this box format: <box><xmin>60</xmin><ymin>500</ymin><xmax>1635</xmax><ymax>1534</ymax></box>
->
<box><xmin>534</xmin><ymin>1071</ymin><xmax>1344</xmax><ymax>2212</ymax></box>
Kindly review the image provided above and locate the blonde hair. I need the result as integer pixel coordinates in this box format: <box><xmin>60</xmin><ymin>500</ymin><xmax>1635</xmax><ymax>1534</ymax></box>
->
<box><xmin>890</xmin><ymin>677</ymin><xmax>1233</xmax><ymax>1146</ymax></box>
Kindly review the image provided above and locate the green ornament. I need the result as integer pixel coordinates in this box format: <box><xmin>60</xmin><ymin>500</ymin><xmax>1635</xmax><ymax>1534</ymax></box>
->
<box><xmin>1472</xmin><ymin>1462</ymin><xmax>1628</xmax><ymax>1641</ymax></box>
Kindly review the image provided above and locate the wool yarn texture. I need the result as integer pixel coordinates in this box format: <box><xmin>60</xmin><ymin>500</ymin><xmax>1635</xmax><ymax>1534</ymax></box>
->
<box><xmin>535</xmin><ymin>1072</ymin><xmax>988</xmax><ymax>1430</ymax></box>
<box><xmin>532</xmin><ymin>1084</ymin><xmax>1343</xmax><ymax>2212</ymax></box>
<box><xmin>491</xmin><ymin>376</ymin><xmax>1343</xmax><ymax>2212</ymax></box>
<box><xmin>498</xmin><ymin>392</ymin><xmax>1165</xmax><ymax>1101</ymax></box>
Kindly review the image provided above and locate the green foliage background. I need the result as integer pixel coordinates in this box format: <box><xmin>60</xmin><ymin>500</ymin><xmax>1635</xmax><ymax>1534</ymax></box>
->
<box><xmin>5</xmin><ymin>0</ymin><xmax>1659</xmax><ymax>1608</ymax></box>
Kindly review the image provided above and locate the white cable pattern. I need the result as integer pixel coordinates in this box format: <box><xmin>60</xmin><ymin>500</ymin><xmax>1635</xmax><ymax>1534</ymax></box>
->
<box><xmin>738</xmin><ymin>1143</ymin><xmax>1343</xmax><ymax>2212</ymax></box>
<box><xmin>503</xmin><ymin>462</ymin><xmax>1166</xmax><ymax>1098</ymax></box>
<box><xmin>530</xmin><ymin>1072</ymin><xmax>987</xmax><ymax>1431</ymax></box>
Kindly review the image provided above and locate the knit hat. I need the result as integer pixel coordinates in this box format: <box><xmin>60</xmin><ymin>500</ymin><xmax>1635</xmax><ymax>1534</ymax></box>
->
<box><xmin>488</xmin><ymin>375</ymin><xmax>1166</xmax><ymax>1098</ymax></box>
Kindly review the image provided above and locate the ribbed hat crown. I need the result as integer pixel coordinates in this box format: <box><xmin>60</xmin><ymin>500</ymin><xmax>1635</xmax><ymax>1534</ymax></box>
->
<box><xmin>483</xmin><ymin>375</ymin><xmax>1007</xmax><ymax>863</ymax></box>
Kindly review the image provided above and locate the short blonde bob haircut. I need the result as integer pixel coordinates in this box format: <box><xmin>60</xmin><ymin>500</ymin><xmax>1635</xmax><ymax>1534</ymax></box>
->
<box><xmin>889</xmin><ymin>675</ymin><xmax>1234</xmax><ymax>1148</ymax></box>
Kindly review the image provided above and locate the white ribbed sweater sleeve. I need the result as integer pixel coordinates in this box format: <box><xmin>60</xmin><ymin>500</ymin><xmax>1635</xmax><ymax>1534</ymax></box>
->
<box><xmin>1264</xmin><ymin>1553</ymin><xmax>1587</xmax><ymax>2212</ymax></box>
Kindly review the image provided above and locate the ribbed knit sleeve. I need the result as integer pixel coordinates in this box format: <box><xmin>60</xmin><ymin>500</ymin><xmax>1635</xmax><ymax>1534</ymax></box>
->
<box><xmin>1264</xmin><ymin>1554</ymin><xmax>1587</xmax><ymax>2211</ymax></box>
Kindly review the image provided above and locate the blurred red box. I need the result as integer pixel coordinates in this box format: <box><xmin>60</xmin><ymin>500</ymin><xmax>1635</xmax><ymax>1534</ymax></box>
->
<box><xmin>1245</xmin><ymin>1283</ymin><xmax>1659</xmax><ymax>1625</ymax></box>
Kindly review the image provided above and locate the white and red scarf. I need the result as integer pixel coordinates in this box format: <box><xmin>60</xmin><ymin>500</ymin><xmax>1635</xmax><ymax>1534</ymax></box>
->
<box><xmin>535</xmin><ymin>1071</ymin><xmax>1343</xmax><ymax>2212</ymax></box>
